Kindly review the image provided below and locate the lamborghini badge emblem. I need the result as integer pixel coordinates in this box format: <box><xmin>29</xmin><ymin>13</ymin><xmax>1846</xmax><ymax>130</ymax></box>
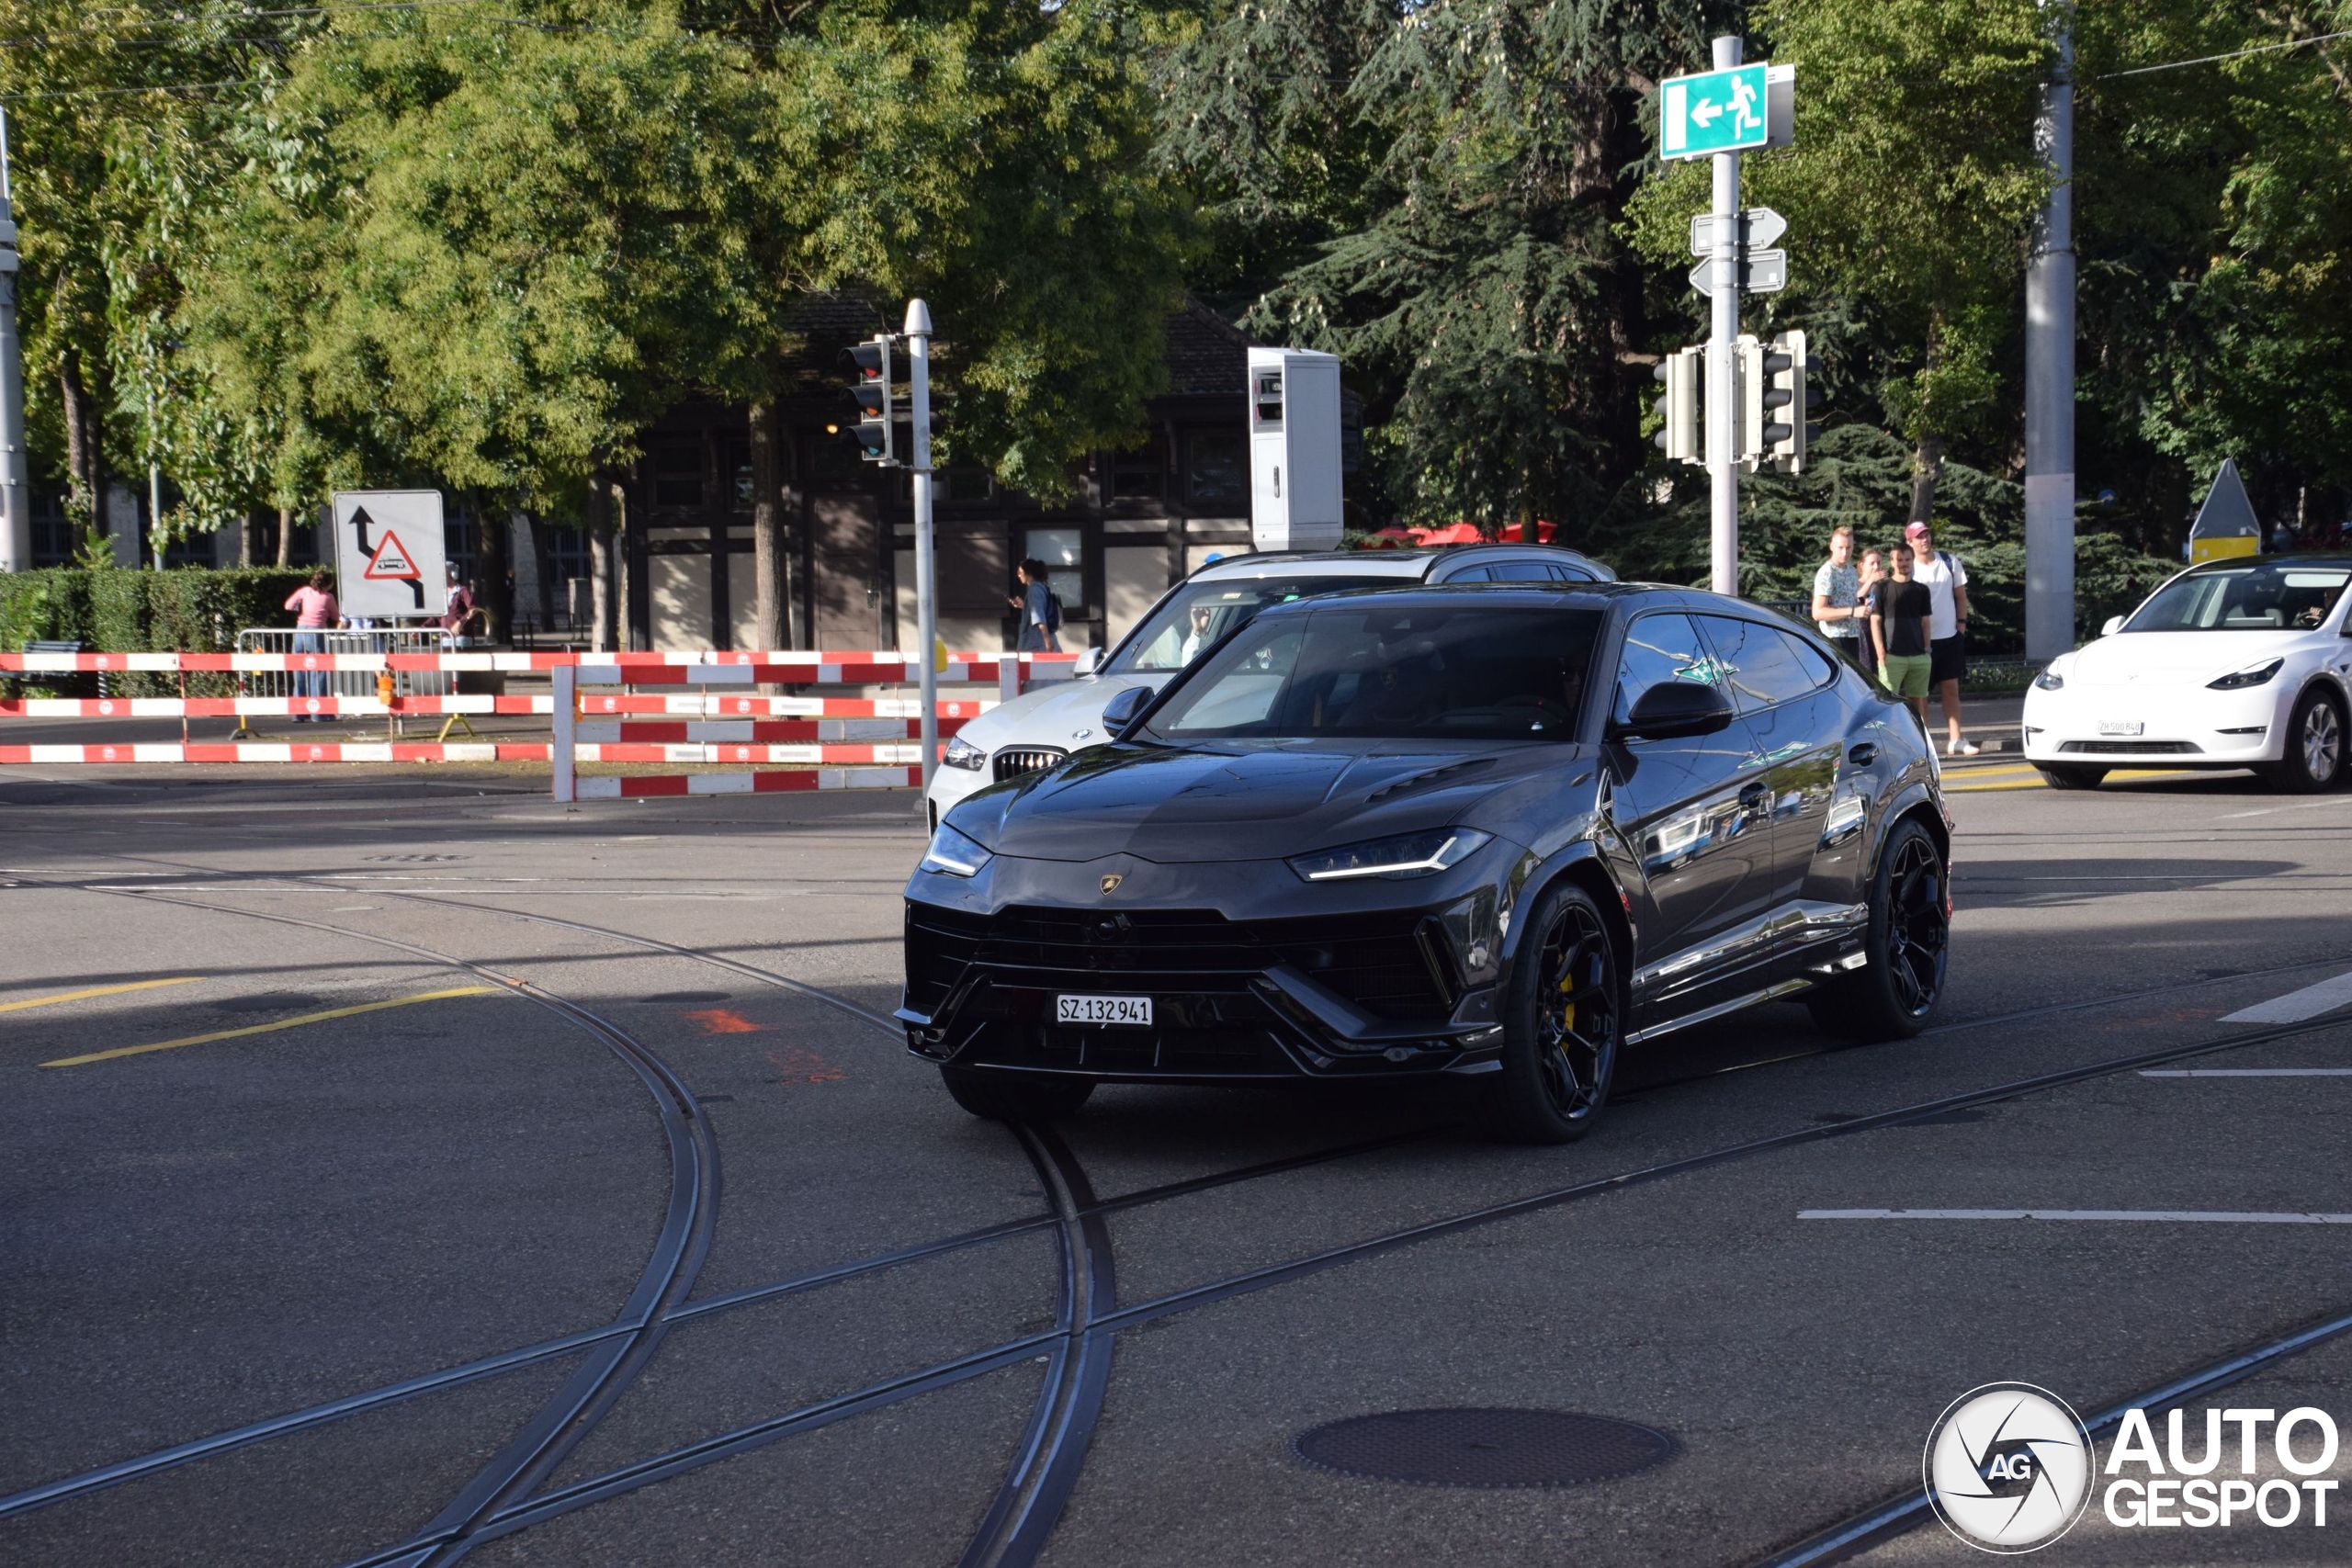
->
<box><xmin>1100</xmin><ymin>874</ymin><xmax>1124</xmax><ymax>895</ymax></box>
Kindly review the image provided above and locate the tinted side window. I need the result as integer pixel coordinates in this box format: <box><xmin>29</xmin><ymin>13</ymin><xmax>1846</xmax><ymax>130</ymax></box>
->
<box><xmin>1547</xmin><ymin>563</ymin><xmax>1594</xmax><ymax>581</ymax></box>
<box><xmin>1698</xmin><ymin>615</ymin><xmax>1826</xmax><ymax>714</ymax></box>
<box><xmin>1487</xmin><ymin>561</ymin><xmax>1557</xmax><ymax>581</ymax></box>
<box><xmin>1611</xmin><ymin>613</ymin><xmax>1722</xmax><ymax>727</ymax></box>
<box><xmin>1436</xmin><ymin>564</ymin><xmax>1492</xmax><ymax>582</ymax></box>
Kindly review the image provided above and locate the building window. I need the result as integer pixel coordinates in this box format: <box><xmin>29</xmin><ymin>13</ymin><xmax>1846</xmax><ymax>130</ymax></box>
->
<box><xmin>1189</xmin><ymin>432</ymin><xmax>1246</xmax><ymax>506</ymax></box>
<box><xmin>1111</xmin><ymin>437</ymin><xmax>1165</xmax><ymax>500</ymax></box>
<box><xmin>548</xmin><ymin>525</ymin><xmax>591</xmax><ymax>586</ymax></box>
<box><xmin>30</xmin><ymin>484</ymin><xmax>74</xmax><ymax>567</ymax></box>
<box><xmin>809</xmin><ymin>429</ymin><xmax>863</xmax><ymax>483</ymax></box>
<box><xmin>652</xmin><ymin>444</ymin><xmax>705</xmax><ymax>509</ymax></box>
<box><xmin>1023</xmin><ymin>525</ymin><xmax>1085</xmax><ymax>615</ymax></box>
<box><xmin>941</xmin><ymin>467</ymin><xmax>993</xmax><ymax>504</ymax></box>
<box><xmin>725</xmin><ymin>436</ymin><xmax>753</xmax><ymax>512</ymax></box>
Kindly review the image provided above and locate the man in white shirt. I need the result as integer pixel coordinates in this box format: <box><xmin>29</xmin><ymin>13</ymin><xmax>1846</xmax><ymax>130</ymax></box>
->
<box><xmin>1810</xmin><ymin>525</ymin><xmax>1861</xmax><ymax>664</ymax></box>
<box><xmin>1905</xmin><ymin>521</ymin><xmax>1978</xmax><ymax>756</ymax></box>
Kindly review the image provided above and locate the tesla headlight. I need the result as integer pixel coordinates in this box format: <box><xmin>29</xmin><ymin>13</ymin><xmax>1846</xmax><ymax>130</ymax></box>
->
<box><xmin>941</xmin><ymin>735</ymin><xmax>988</xmax><ymax>771</ymax></box>
<box><xmin>2208</xmin><ymin>658</ymin><xmax>2284</xmax><ymax>691</ymax></box>
<box><xmin>2032</xmin><ymin>666</ymin><xmax>2064</xmax><ymax>691</ymax></box>
<box><xmin>1287</xmin><ymin>828</ymin><xmax>1493</xmax><ymax>883</ymax></box>
<box><xmin>919</xmin><ymin>822</ymin><xmax>992</xmax><ymax>877</ymax></box>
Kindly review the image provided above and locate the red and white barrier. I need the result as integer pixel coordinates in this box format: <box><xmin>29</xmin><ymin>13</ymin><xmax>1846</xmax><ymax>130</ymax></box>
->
<box><xmin>3</xmin><ymin>649</ymin><xmax>1077</xmax><ymax>790</ymax></box>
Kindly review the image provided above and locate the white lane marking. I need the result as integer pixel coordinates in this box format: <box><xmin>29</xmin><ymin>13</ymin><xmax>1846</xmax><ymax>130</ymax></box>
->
<box><xmin>2142</xmin><ymin>1067</ymin><xmax>2352</xmax><ymax>1077</ymax></box>
<box><xmin>2221</xmin><ymin>969</ymin><xmax>2352</xmax><ymax>1024</ymax></box>
<box><xmin>2222</xmin><ymin>799</ymin><xmax>2352</xmax><ymax>819</ymax></box>
<box><xmin>1801</xmin><ymin>1210</ymin><xmax>2352</xmax><ymax>1224</ymax></box>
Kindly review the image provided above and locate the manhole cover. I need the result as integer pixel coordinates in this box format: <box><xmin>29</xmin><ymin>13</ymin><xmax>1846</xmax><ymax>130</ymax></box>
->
<box><xmin>1293</xmin><ymin>1408</ymin><xmax>1675</xmax><ymax>1489</ymax></box>
<box><xmin>213</xmin><ymin>993</ymin><xmax>324</xmax><ymax>1013</ymax></box>
<box><xmin>640</xmin><ymin>991</ymin><xmax>730</xmax><ymax>1004</ymax></box>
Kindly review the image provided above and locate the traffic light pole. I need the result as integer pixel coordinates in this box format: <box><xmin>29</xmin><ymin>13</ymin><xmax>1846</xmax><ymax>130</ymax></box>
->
<box><xmin>905</xmin><ymin>299</ymin><xmax>939</xmax><ymax>794</ymax></box>
<box><xmin>1705</xmin><ymin>34</ymin><xmax>1742</xmax><ymax>597</ymax></box>
<box><xmin>2023</xmin><ymin>13</ymin><xmax>2075</xmax><ymax>659</ymax></box>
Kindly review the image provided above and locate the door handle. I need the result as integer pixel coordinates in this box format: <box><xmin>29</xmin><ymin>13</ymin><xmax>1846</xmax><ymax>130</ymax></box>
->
<box><xmin>1847</xmin><ymin>742</ymin><xmax>1877</xmax><ymax>766</ymax></box>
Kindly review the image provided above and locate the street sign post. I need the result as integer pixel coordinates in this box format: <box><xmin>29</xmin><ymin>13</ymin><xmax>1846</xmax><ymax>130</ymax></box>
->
<box><xmin>1659</xmin><ymin>63</ymin><xmax>1770</xmax><ymax>160</ymax></box>
<box><xmin>332</xmin><ymin>491</ymin><xmax>447</xmax><ymax>618</ymax></box>
<box><xmin>1688</xmin><ymin>250</ymin><xmax>1788</xmax><ymax>296</ymax></box>
<box><xmin>1690</xmin><ymin>208</ymin><xmax>1787</xmax><ymax>254</ymax></box>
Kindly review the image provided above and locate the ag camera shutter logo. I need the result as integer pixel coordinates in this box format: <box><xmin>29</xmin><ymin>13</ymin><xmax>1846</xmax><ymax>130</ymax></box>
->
<box><xmin>1924</xmin><ymin>1383</ymin><xmax>2095</xmax><ymax>1552</ymax></box>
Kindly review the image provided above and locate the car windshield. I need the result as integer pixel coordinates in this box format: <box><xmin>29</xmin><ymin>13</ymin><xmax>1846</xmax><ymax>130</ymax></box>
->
<box><xmin>1105</xmin><ymin>574</ymin><xmax>1409</xmax><ymax>674</ymax></box>
<box><xmin>2126</xmin><ymin>563</ymin><xmax>2352</xmax><ymax>632</ymax></box>
<box><xmin>1140</xmin><ymin>605</ymin><xmax>1604</xmax><ymax>742</ymax></box>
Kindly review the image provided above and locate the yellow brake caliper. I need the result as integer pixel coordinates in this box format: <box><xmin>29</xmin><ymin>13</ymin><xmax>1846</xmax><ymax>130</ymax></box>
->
<box><xmin>1557</xmin><ymin>971</ymin><xmax>1576</xmax><ymax>1035</ymax></box>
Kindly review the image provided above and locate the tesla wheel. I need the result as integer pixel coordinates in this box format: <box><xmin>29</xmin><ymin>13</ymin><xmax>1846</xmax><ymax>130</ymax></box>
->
<box><xmin>2036</xmin><ymin>765</ymin><xmax>2106</xmax><ymax>790</ymax></box>
<box><xmin>939</xmin><ymin>1066</ymin><xmax>1095</xmax><ymax>1122</ymax></box>
<box><xmin>1474</xmin><ymin>883</ymin><xmax>1621</xmax><ymax>1145</ymax></box>
<box><xmin>2261</xmin><ymin>688</ymin><xmax>2345</xmax><ymax>794</ymax></box>
<box><xmin>1805</xmin><ymin>818</ymin><xmax>1949</xmax><ymax>1043</ymax></box>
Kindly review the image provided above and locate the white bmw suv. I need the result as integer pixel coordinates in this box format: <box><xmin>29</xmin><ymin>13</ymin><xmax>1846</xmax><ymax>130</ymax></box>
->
<box><xmin>925</xmin><ymin>545</ymin><xmax>1614</xmax><ymax>828</ymax></box>
<box><xmin>2024</xmin><ymin>553</ymin><xmax>2352</xmax><ymax>792</ymax></box>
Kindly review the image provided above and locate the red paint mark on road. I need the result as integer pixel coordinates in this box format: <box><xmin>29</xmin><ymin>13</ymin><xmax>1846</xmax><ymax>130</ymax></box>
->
<box><xmin>687</xmin><ymin>1008</ymin><xmax>762</xmax><ymax>1034</ymax></box>
<box><xmin>766</xmin><ymin>1046</ymin><xmax>845</xmax><ymax>1083</ymax></box>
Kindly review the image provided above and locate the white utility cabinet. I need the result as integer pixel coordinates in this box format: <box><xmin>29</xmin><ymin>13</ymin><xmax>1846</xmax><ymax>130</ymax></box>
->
<box><xmin>1248</xmin><ymin>347</ymin><xmax>1344</xmax><ymax>551</ymax></box>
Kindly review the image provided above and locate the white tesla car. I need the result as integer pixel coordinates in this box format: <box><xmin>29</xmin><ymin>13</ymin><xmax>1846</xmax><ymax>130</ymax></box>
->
<box><xmin>924</xmin><ymin>544</ymin><xmax>1614</xmax><ymax>828</ymax></box>
<box><xmin>2024</xmin><ymin>554</ymin><xmax>2352</xmax><ymax>792</ymax></box>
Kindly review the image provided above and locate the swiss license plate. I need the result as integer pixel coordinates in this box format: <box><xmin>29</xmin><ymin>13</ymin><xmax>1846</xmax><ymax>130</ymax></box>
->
<box><xmin>1057</xmin><ymin>993</ymin><xmax>1153</xmax><ymax>1027</ymax></box>
<box><xmin>2098</xmin><ymin>720</ymin><xmax>2144</xmax><ymax>737</ymax></box>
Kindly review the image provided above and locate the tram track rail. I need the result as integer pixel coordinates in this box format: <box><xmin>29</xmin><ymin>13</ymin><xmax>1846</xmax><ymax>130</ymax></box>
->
<box><xmin>12</xmin><ymin>852</ymin><xmax>2352</xmax><ymax>1563</ymax></box>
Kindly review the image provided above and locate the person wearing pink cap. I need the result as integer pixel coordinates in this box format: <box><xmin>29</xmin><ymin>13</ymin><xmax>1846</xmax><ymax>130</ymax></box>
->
<box><xmin>1905</xmin><ymin>521</ymin><xmax>1978</xmax><ymax>756</ymax></box>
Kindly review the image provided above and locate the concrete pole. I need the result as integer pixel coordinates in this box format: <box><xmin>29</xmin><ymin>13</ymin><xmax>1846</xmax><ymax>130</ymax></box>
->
<box><xmin>1707</xmin><ymin>34</ymin><xmax>1743</xmax><ymax>597</ymax></box>
<box><xmin>906</xmin><ymin>299</ymin><xmax>939</xmax><ymax>793</ymax></box>
<box><xmin>2024</xmin><ymin>13</ymin><xmax>2076</xmax><ymax>658</ymax></box>
<box><xmin>0</xmin><ymin>107</ymin><xmax>28</xmax><ymax>574</ymax></box>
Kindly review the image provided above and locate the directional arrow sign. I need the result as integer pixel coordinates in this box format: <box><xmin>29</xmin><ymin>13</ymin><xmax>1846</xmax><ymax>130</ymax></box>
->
<box><xmin>333</xmin><ymin>490</ymin><xmax>447</xmax><ymax>619</ymax></box>
<box><xmin>1660</xmin><ymin>63</ymin><xmax>1770</xmax><ymax>160</ymax></box>
<box><xmin>1688</xmin><ymin>249</ymin><xmax>1789</xmax><ymax>297</ymax></box>
<box><xmin>1690</xmin><ymin>207</ymin><xmax>1789</xmax><ymax>256</ymax></box>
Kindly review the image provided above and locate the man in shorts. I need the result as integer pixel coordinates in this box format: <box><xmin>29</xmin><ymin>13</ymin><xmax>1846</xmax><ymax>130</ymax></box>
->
<box><xmin>1905</xmin><ymin>520</ymin><xmax>1979</xmax><ymax>755</ymax></box>
<box><xmin>1871</xmin><ymin>542</ymin><xmax>1935</xmax><ymax>724</ymax></box>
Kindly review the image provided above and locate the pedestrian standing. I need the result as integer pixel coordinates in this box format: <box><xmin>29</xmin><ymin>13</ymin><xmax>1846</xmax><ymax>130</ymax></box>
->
<box><xmin>441</xmin><ymin>566</ymin><xmax>477</xmax><ymax>650</ymax></box>
<box><xmin>284</xmin><ymin>570</ymin><xmax>338</xmax><ymax>722</ymax></box>
<box><xmin>1871</xmin><ymin>543</ymin><xmax>1935</xmax><ymax>727</ymax></box>
<box><xmin>1852</xmin><ymin>548</ymin><xmax>1884</xmax><ymax>684</ymax></box>
<box><xmin>1810</xmin><ymin>525</ymin><xmax>1863</xmax><ymax>667</ymax></box>
<box><xmin>1009</xmin><ymin>558</ymin><xmax>1062</xmax><ymax>653</ymax></box>
<box><xmin>1905</xmin><ymin>521</ymin><xmax>1980</xmax><ymax>756</ymax></box>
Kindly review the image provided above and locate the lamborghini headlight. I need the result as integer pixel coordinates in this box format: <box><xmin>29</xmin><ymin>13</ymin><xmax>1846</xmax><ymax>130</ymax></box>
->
<box><xmin>1287</xmin><ymin>829</ymin><xmax>1493</xmax><ymax>883</ymax></box>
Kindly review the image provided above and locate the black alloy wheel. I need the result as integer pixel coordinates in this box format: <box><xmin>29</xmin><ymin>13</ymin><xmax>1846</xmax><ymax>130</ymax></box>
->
<box><xmin>940</xmin><ymin>1065</ymin><xmax>1095</xmax><ymax>1122</ymax></box>
<box><xmin>2262</xmin><ymin>688</ymin><xmax>2345</xmax><ymax>794</ymax></box>
<box><xmin>1475</xmin><ymin>883</ymin><xmax>1621</xmax><ymax>1145</ymax></box>
<box><xmin>2037</xmin><ymin>764</ymin><xmax>2106</xmax><ymax>790</ymax></box>
<box><xmin>1805</xmin><ymin>818</ymin><xmax>1949</xmax><ymax>1042</ymax></box>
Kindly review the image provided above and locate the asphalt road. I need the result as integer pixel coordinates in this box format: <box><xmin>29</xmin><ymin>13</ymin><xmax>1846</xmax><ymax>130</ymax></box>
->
<box><xmin>5</xmin><ymin>755</ymin><xmax>2351</xmax><ymax>1567</ymax></box>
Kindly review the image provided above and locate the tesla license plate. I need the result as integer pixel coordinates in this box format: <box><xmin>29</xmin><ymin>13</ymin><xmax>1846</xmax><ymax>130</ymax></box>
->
<box><xmin>1057</xmin><ymin>994</ymin><xmax>1153</xmax><ymax>1027</ymax></box>
<box><xmin>2098</xmin><ymin>720</ymin><xmax>2145</xmax><ymax>737</ymax></box>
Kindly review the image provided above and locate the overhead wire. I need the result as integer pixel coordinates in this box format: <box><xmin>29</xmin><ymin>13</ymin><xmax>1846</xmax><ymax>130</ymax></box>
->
<box><xmin>2101</xmin><ymin>28</ymin><xmax>2352</xmax><ymax>79</ymax></box>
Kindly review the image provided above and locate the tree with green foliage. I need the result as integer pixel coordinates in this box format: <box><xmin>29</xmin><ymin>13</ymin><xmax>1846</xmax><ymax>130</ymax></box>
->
<box><xmin>1161</xmin><ymin>0</ymin><xmax>1715</xmax><ymax>535</ymax></box>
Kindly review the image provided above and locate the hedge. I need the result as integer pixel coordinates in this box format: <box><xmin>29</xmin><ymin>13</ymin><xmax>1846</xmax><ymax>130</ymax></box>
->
<box><xmin>1</xmin><ymin>567</ymin><xmax>314</xmax><ymax>695</ymax></box>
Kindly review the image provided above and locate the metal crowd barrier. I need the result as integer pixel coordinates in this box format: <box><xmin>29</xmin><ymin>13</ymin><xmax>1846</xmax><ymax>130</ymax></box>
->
<box><xmin>235</xmin><ymin>627</ymin><xmax>458</xmax><ymax>702</ymax></box>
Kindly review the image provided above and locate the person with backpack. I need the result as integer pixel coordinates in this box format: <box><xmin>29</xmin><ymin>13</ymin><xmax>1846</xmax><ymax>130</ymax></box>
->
<box><xmin>1010</xmin><ymin>558</ymin><xmax>1062</xmax><ymax>652</ymax></box>
<box><xmin>1905</xmin><ymin>521</ymin><xmax>1980</xmax><ymax>757</ymax></box>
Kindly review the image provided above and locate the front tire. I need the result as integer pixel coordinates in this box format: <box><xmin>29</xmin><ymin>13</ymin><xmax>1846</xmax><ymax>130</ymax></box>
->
<box><xmin>1805</xmin><ymin>818</ymin><xmax>1949</xmax><ymax>1042</ymax></box>
<box><xmin>1474</xmin><ymin>883</ymin><xmax>1622</xmax><ymax>1145</ymax></box>
<box><xmin>940</xmin><ymin>1066</ymin><xmax>1095</xmax><ymax>1122</ymax></box>
<box><xmin>2262</xmin><ymin>688</ymin><xmax>2345</xmax><ymax>794</ymax></box>
<box><xmin>2037</xmin><ymin>765</ymin><xmax>2106</xmax><ymax>790</ymax></box>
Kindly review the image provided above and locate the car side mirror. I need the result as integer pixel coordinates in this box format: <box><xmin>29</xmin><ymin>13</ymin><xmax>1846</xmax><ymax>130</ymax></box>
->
<box><xmin>1611</xmin><ymin>681</ymin><xmax>1735</xmax><ymax>741</ymax></box>
<box><xmin>1073</xmin><ymin>647</ymin><xmax>1102</xmax><ymax>675</ymax></box>
<box><xmin>2101</xmin><ymin>616</ymin><xmax>2123</xmax><ymax>637</ymax></box>
<box><xmin>1100</xmin><ymin>684</ymin><xmax>1151</xmax><ymax>738</ymax></box>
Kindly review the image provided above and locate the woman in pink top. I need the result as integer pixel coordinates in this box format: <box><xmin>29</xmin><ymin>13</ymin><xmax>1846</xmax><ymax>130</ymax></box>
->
<box><xmin>284</xmin><ymin>571</ymin><xmax>340</xmax><ymax>716</ymax></box>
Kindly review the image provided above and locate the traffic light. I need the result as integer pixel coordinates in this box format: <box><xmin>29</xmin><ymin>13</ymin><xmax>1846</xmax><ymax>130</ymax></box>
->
<box><xmin>1736</xmin><ymin>334</ymin><xmax>1767</xmax><ymax>469</ymax></box>
<box><xmin>1651</xmin><ymin>347</ymin><xmax>1701</xmax><ymax>467</ymax></box>
<box><xmin>1760</xmin><ymin>328</ymin><xmax>1819</xmax><ymax>473</ymax></box>
<box><xmin>842</xmin><ymin>334</ymin><xmax>896</xmax><ymax>465</ymax></box>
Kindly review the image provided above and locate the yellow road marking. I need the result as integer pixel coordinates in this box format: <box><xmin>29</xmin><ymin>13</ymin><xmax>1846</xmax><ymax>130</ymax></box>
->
<box><xmin>40</xmin><ymin>986</ymin><xmax>499</xmax><ymax>1068</ymax></box>
<box><xmin>0</xmin><ymin>977</ymin><xmax>205</xmax><ymax>1013</ymax></box>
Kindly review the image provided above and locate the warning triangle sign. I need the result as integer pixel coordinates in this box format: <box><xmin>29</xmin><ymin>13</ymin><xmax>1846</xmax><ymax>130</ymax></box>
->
<box><xmin>365</xmin><ymin>529</ymin><xmax>419</xmax><ymax>580</ymax></box>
